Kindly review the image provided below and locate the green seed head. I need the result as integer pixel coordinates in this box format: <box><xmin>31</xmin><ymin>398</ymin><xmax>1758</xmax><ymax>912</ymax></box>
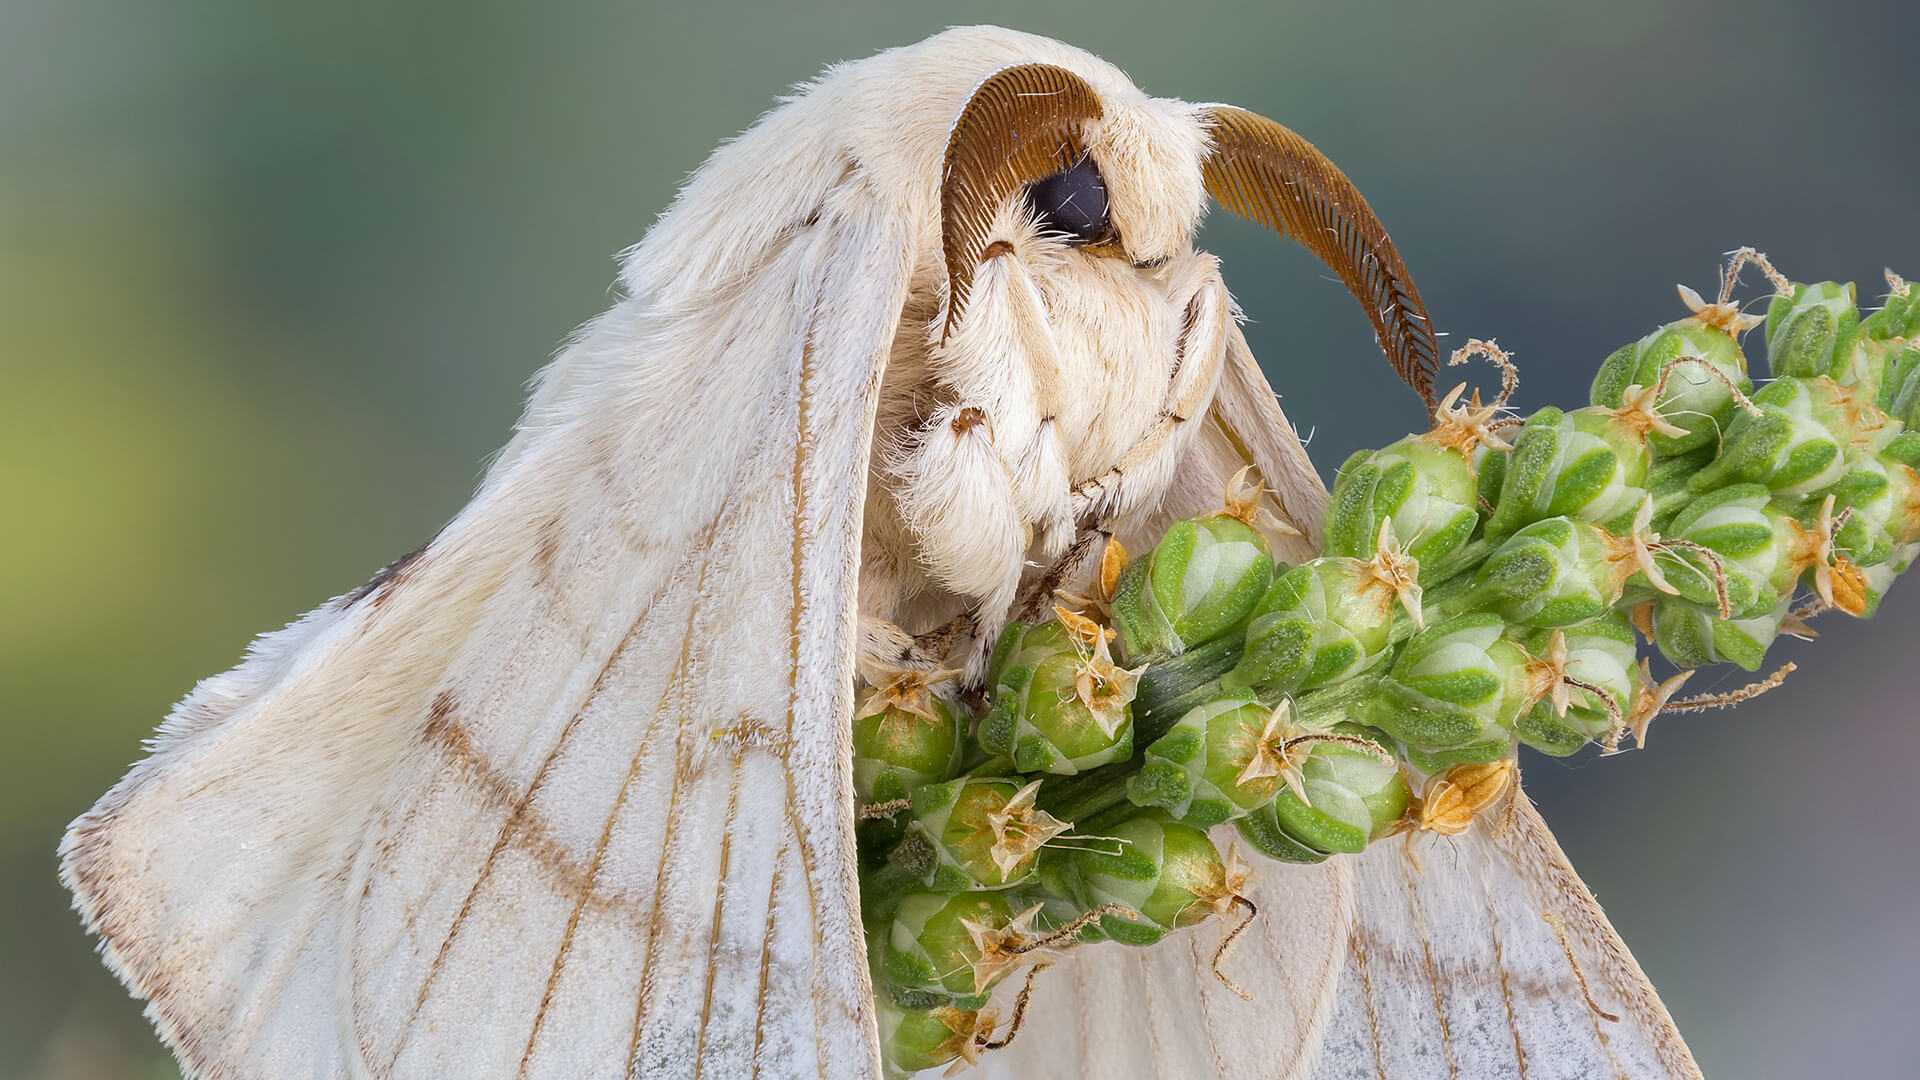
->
<box><xmin>1466</xmin><ymin>516</ymin><xmax>1620</xmax><ymax>627</ymax></box>
<box><xmin>1590</xmin><ymin>311</ymin><xmax>1753</xmax><ymax>457</ymax></box>
<box><xmin>1661</xmin><ymin>483</ymin><xmax>1793</xmax><ymax>618</ymax></box>
<box><xmin>1225</xmin><ymin>551</ymin><xmax>1413</xmax><ymax>696</ymax></box>
<box><xmin>906</xmin><ymin>777</ymin><xmax>1069</xmax><ymax>891</ymax></box>
<box><xmin>1513</xmin><ymin>615</ymin><xmax>1637</xmax><ymax>755</ymax></box>
<box><xmin>1130</xmin><ymin>692</ymin><xmax>1297</xmax><ymax>826</ymax></box>
<box><xmin>1686</xmin><ymin>377</ymin><xmax>1847</xmax><ymax>496</ymax></box>
<box><xmin>874</xmin><ymin>996</ymin><xmax>992</xmax><ymax>1076</ymax></box>
<box><xmin>1111</xmin><ymin>513</ymin><xmax>1274</xmax><ymax>663</ymax></box>
<box><xmin>1860</xmin><ymin>272</ymin><xmax>1920</xmax><ymax>342</ymax></box>
<box><xmin>852</xmin><ymin>677</ymin><xmax>967</xmax><ymax>804</ymax></box>
<box><xmin>1652</xmin><ymin>592</ymin><xmax>1791</xmax><ymax>672</ymax></box>
<box><xmin>1325</xmin><ymin>435</ymin><xmax>1481</xmax><ymax>579</ymax></box>
<box><xmin>1056</xmin><ymin>809</ymin><xmax>1236</xmax><ymax>946</ymax></box>
<box><xmin>1835</xmin><ymin>335</ymin><xmax>1920</xmax><ymax>412</ymax></box>
<box><xmin>1365</xmin><ymin>612</ymin><xmax>1533</xmax><ymax>754</ymax></box>
<box><xmin>980</xmin><ymin>612</ymin><xmax>1139</xmax><ymax>775</ymax></box>
<box><xmin>881</xmin><ymin>890</ymin><xmax>1026</xmax><ymax>1001</ymax></box>
<box><xmin>1485</xmin><ymin>405</ymin><xmax>1652</xmax><ymax>538</ymax></box>
<box><xmin>1765</xmin><ymin>281</ymin><xmax>1860</xmax><ymax>380</ymax></box>
<box><xmin>1260</xmin><ymin>723</ymin><xmax>1409</xmax><ymax>853</ymax></box>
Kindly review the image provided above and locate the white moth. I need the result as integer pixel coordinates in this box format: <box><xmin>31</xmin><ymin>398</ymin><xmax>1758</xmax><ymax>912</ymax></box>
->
<box><xmin>61</xmin><ymin>25</ymin><xmax>1699</xmax><ymax>1080</ymax></box>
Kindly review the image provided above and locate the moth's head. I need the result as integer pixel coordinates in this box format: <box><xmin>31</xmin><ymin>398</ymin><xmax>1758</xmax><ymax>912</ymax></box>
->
<box><xmin>836</xmin><ymin>26</ymin><xmax>1436</xmax><ymax>396</ymax></box>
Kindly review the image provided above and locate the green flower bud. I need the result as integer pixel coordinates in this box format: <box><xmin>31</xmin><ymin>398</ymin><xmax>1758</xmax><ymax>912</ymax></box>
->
<box><xmin>1110</xmin><ymin>513</ymin><xmax>1274</xmax><ymax>663</ymax></box>
<box><xmin>1652</xmin><ymin>593</ymin><xmax>1790</xmax><ymax>672</ymax></box>
<box><xmin>1485</xmin><ymin>405</ymin><xmax>1652</xmax><ymax>538</ymax></box>
<box><xmin>979</xmin><ymin>613</ymin><xmax>1139</xmax><ymax>775</ymax></box>
<box><xmin>1765</xmin><ymin>281</ymin><xmax>1859</xmax><ymax>379</ymax></box>
<box><xmin>1591</xmin><ymin>308</ymin><xmax>1752</xmax><ymax>456</ymax></box>
<box><xmin>874</xmin><ymin>996</ymin><xmax>991</xmax><ymax>1076</ymax></box>
<box><xmin>1836</xmin><ymin>335</ymin><xmax>1920</xmax><ymax>413</ymax></box>
<box><xmin>1854</xmin><ymin>545</ymin><xmax>1911</xmax><ymax>618</ymax></box>
<box><xmin>1258</xmin><ymin>723</ymin><xmax>1409</xmax><ymax>854</ymax></box>
<box><xmin>1803</xmin><ymin>452</ymin><xmax>1920</xmax><ymax>569</ymax></box>
<box><xmin>1858</xmin><ymin>274</ymin><xmax>1920</xmax><ymax>343</ymax></box>
<box><xmin>904</xmin><ymin>777</ymin><xmax>1068</xmax><ymax>892</ymax></box>
<box><xmin>1048</xmin><ymin>809</ymin><xmax>1239</xmax><ymax>946</ymax></box>
<box><xmin>1463</xmin><ymin>516</ymin><xmax>1630</xmax><ymax>627</ymax></box>
<box><xmin>1687</xmin><ymin>377</ymin><xmax>1848</xmax><ymax>496</ymax></box>
<box><xmin>1882</xmin><ymin>346</ymin><xmax>1920</xmax><ymax>430</ymax></box>
<box><xmin>852</xmin><ymin>677</ymin><xmax>967</xmax><ymax>804</ymax></box>
<box><xmin>1128</xmin><ymin>693</ymin><xmax>1282</xmax><ymax>827</ymax></box>
<box><xmin>1223</xmin><ymin>554</ymin><xmax>1411</xmax><ymax>695</ymax></box>
<box><xmin>1661</xmin><ymin>483</ymin><xmax>1792</xmax><ymax>618</ymax></box>
<box><xmin>1364</xmin><ymin>613</ymin><xmax>1535</xmax><ymax>756</ymax></box>
<box><xmin>1513</xmin><ymin>615</ymin><xmax>1637</xmax><ymax>755</ymax></box>
<box><xmin>1325</xmin><ymin>435</ymin><xmax>1480</xmax><ymax>580</ymax></box>
<box><xmin>880</xmin><ymin>890</ymin><xmax>1045</xmax><ymax>1005</ymax></box>
<box><xmin>1235</xmin><ymin>802</ymin><xmax>1331</xmax><ymax>864</ymax></box>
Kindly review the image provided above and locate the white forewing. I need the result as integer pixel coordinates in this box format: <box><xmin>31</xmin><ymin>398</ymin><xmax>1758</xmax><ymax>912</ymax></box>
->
<box><xmin>1313</xmin><ymin>795</ymin><xmax>1699</xmax><ymax>1080</ymax></box>
<box><xmin>62</xmin><ymin>106</ymin><xmax>914</xmax><ymax>1079</ymax></box>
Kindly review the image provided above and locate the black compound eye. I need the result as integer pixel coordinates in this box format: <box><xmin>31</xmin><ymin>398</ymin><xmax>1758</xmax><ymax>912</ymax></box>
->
<box><xmin>1026</xmin><ymin>156</ymin><xmax>1113</xmax><ymax>245</ymax></box>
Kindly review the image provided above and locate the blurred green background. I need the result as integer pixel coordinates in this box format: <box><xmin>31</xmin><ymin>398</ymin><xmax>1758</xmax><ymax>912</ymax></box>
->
<box><xmin>5</xmin><ymin>1</ymin><xmax>1916</xmax><ymax>1076</ymax></box>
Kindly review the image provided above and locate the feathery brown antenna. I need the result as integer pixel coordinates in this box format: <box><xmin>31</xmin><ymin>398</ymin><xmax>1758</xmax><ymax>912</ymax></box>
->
<box><xmin>1202</xmin><ymin>106</ymin><xmax>1440</xmax><ymax>407</ymax></box>
<box><xmin>940</xmin><ymin>64</ymin><xmax>1104</xmax><ymax>340</ymax></box>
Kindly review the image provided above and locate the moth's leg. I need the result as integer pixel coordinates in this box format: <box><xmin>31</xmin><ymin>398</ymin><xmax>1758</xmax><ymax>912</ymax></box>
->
<box><xmin>888</xmin><ymin>400</ymin><xmax>1028</xmax><ymax>679</ymax></box>
<box><xmin>856</xmin><ymin>612</ymin><xmax>969</xmax><ymax>672</ymax></box>
<box><xmin>1071</xmin><ymin>262</ymin><xmax>1233</xmax><ymax>528</ymax></box>
<box><xmin>909</xmin><ymin>247</ymin><xmax>1076</xmax><ymax>676</ymax></box>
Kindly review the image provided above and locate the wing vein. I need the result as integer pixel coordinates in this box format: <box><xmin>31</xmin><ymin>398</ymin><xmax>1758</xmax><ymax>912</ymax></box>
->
<box><xmin>749</xmin><ymin>835</ymin><xmax>792</xmax><ymax>1080</ymax></box>
<box><xmin>692</xmin><ymin>750</ymin><xmax>747</xmax><ymax>1078</ymax></box>
<box><xmin>1397</xmin><ymin>854</ymin><xmax>1460</xmax><ymax>1079</ymax></box>
<box><xmin>625</xmin><ymin>549</ymin><xmax>721</xmax><ymax>1077</ymax></box>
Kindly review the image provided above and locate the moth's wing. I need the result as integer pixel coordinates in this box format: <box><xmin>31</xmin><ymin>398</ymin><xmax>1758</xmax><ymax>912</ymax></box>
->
<box><xmin>61</xmin><ymin>136</ymin><xmax>912</xmax><ymax>1078</ymax></box>
<box><xmin>972</xmin><ymin>856</ymin><xmax>1354</xmax><ymax>1080</ymax></box>
<box><xmin>1316</xmin><ymin>792</ymin><xmax>1699</xmax><ymax>1080</ymax></box>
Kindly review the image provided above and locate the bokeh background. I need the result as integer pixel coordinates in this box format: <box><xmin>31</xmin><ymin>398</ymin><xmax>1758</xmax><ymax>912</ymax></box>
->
<box><xmin>5</xmin><ymin>1</ymin><xmax>1916</xmax><ymax>1076</ymax></box>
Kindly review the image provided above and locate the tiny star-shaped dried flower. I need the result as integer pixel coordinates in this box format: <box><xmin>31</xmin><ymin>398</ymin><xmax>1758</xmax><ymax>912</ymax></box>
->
<box><xmin>1625</xmin><ymin>657</ymin><xmax>1694</xmax><ymax>749</ymax></box>
<box><xmin>1234</xmin><ymin>700</ymin><xmax>1312</xmax><ymax>805</ymax></box>
<box><xmin>1359</xmin><ymin>518</ymin><xmax>1425</xmax><ymax>628</ymax></box>
<box><xmin>1817</xmin><ymin>377</ymin><xmax>1892</xmax><ymax>448</ymax></box>
<box><xmin>1523</xmin><ymin>630</ymin><xmax>1575</xmax><ymax>718</ymax></box>
<box><xmin>1600</xmin><ymin>495</ymin><xmax>1678</xmax><ymax>597</ymax></box>
<box><xmin>985</xmin><ymin>780</ymin><xmax>1071</xmax><ymax>878</ymax></box>
<box><xmin>1070</xmin><ymin>623</ymin><xmax>1145</xmax><ymax>739</ymax></box>
<box><xmin>1429</xmin><ymin>381</ymin><xmax>1515</xmax><ymax>455</ymax></box>
<box><xmin>958</xmin><ymin>904</ymin><xmax>1046</xmax><ymax>995</ymax></box>
<box><xmin>854</xmin><ymin>664</ymin><xmax>960</xmax><ymax>739</ymax></box>
<box><xmin>1189</xmin><ymin>844</ymin><xmax>1252</xmax><ymax>921</ymax></box>
<box><xmin>1678</xmin><ymin>282</ymin><xmax>1764</xmax><ymax>337</ymax></box>
<box><xmin>1785</xmin><ymin>494</ymin><xmax>1869</xmax><ymax>616</ymax></box>
<box><xmin>1612</xmin><ymin>381</ymin><xmax>1690</xmax><ymax>441</ymax></box>
<box><xmin>1222</xmin><ymin>465</ymin><xmax>1303</xmax><ymax>544</ymax></box>
<box><xmin>933</xmin><ymin>1006</ymin><xmax>998</xmax><ymax>1074</ymax></box>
